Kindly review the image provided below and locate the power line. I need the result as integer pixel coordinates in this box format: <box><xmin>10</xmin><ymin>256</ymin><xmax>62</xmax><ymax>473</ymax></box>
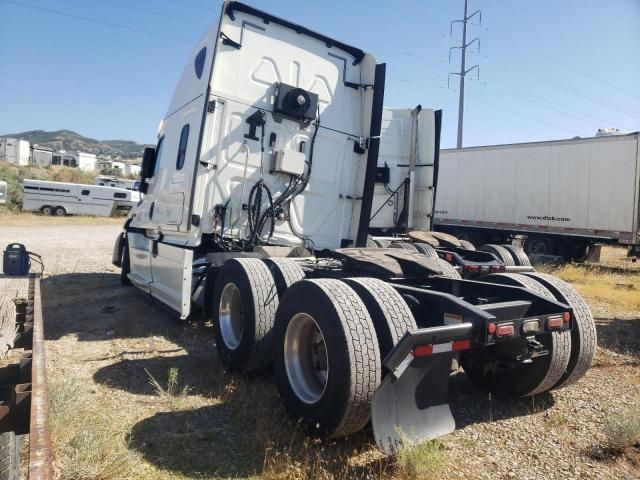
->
<box><xmin>1</xmin><ymin>0</ymin><xmax>194</xmax><ymax>43</ymax></box>
<box><xmin>472</xmin><ymin>78</ymin><xmax>633</xmax><ymax>131</ymax></box>
<box><xmin>481</xmin><ymin>0</ymin><xmax>640</xmax><ymax>100</ymax></box>
<box><xmin>467</xmin><ymin>93</ymin><xmax>583</xmax><ymax>137</ymax></box>
<box><xmin>483</xmin><ymin>53</ymin><xmax>640</xmax><ymax>120</ymax></box>
<box><xmin>93</xmin><ymin>0</ymin><xmax>207</xmax><ymax>25</ymax></box>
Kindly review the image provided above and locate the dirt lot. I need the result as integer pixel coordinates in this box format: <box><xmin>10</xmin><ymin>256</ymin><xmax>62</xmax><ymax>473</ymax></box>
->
<box><xmin>1</xmin><ymin>221</ymin><xmax>638</xmax><ymax>480</ymax></box>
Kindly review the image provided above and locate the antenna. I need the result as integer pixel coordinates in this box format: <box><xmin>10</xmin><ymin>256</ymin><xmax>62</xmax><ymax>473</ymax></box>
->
<box><xmin>450</xmin><ymin>0</ymin><xmax>481</xmax><ymax>148</ymax></box>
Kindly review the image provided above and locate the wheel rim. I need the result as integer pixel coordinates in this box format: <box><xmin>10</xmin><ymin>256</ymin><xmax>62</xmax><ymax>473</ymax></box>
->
<box><xmin>284</xmin><ymin>313</ymin><xmax>328</xmax><ymax>404</ymax></box>
<box><xmin>42</xmin><ymin>207</ymin><xmax>52</xmax><ymax>215</ymax></box>
<box><xmin>55</xmin><ymin>208</ymin><xmax>64</xmax><ymax>216</ymax></box>
<box><xmin>219</xmin><ymin>282</ymin><xmax>243</xmax><ymax>350</ymax></box>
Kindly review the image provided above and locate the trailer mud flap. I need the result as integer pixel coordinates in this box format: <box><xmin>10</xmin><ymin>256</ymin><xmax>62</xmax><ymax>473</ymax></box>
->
<box><xmin>373</xmin><ymin>353</ymin><xmax>455</xmax><ymax>453</ymax></box>
<box><xmin>371</xmin><ymin>323</ymin><xmax>474</xmax><ymax>454</ymax></box>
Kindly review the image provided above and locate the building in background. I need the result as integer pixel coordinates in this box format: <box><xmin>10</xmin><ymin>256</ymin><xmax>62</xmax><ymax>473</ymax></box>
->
<box><xmin>0</xmin><ymin>138</ymin><xmax>30</xmax><ymax>165</ymax></box>
<box><xmin>52</xmin><ymin>151</ymin><xmax>97</xmax><ymax>171</ymax></box>
<box><xmin>31</xmin><ymin>146</ymin><xmax>53</xmax><ymax>165</ymax></box>
<box><xmin>124</xmin><ymin>163</ymin><xmax>141</xmax><ymax>177</ymax></box>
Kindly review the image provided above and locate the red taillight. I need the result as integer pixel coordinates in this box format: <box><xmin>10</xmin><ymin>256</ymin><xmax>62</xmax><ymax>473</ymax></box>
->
<box><xmin>445</xmin><ymin>253</ymin><xmax>454</xmax><ymax>262</ymax></box>
<box><xmin>563</xmin><ymin>311</ymin><xmax>571</xmax><ymax>322</ymax></box>
<box><xmin>490</xmin><ymin>264</ymin><xmax>506</xmax><ymax>273</ymax></box>
<box><xmin>464</xmin><ymin>265</ymin><xmax>480</xmax><ymax>273</ymax></box>
<box><xmin>413</xmin><ymin>345</ymin><xmax>433</xmax><ymax>357</ymax></box>
<box><xmin>547</xmin><ymin>315</ymin><xmax>564</xmax><ymax>329</ymax></box>
<box><xmin>487</xmin><ymin>322</ymin><xmax>497</xmax><ymax>334</ymax></box>
<box><xmin>495</xmin><ymin>323</ymin><xmax>515</xmax><ymax>337</ymax></box>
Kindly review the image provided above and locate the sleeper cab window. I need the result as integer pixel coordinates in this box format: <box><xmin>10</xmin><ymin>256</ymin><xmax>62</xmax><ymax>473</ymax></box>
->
<box><xmin>194</xmin><ymin>47</ymin><xmax>207</xmax><ymax>79</ymax></box>
<box><xmin>176</xmin><ymin>124</ymin><xmax>190</xmax><ymax>170</ymax></box>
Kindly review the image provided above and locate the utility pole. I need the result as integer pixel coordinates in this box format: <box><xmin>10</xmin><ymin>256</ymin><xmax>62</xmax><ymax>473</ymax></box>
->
<box><xmin>450</xmin><ymin>0</ymin><xmax>481</xmax><ymax>148</ymax></box>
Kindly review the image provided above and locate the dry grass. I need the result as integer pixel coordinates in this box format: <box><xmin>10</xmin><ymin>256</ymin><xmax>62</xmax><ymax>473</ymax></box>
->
<box><xmin>394</xmin><ymin>438</ymin><xmax>443</xmax><ymax>480</ymax></box>
<box><xmin>0</xmin><ymin>209</ymin><xmax>123</xmax><ymax>226</ymax></box>
<box><xmin>603</xmin><ymin>409</ymin><xmax>640</xmax><ymax>452</ymax></box>
<box><xmin>49</xmin><ymin>378</ymin><xmax>142</xmax><ymax>480</ymax></box>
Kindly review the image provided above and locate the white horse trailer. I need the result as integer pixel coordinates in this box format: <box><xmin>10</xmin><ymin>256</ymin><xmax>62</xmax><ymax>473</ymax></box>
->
<box><xmin>0</xmin><ymin>181</ymin><xmax>7</xmax><ymax>204</ymax></box>
<box><xmin>22</xmin><ymin>179</ymin><xmax>140</xmax><ymax>216</ymax></box>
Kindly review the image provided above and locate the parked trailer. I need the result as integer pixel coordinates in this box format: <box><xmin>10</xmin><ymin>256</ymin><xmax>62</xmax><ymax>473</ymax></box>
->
<box><xmin>22</xmin><ymin>179</ymin><xmax>140</xmax><ymax>217</ymax></box>
<box><xmin>0</xmin><ymin>138</ymin><xmax>30</xmax><ymax>165</ymax></box>
<box><xmin>94</xmin><ymin>175</ymin><xmax>140</xmax><ymax>191</ymax></box>
<box><xmin>434</xmin><ymin>133</ymin><xmax>640</xmax><ymax>259</ymax></box>
<box><xmin>113</xmin><ymin>1</ymin><xmax>596</xmax><ymax>452</ymax></box>
<box><xmin>0</xmin><ymin>181</ymin><xmax>6</xmax><ymax>204</ymax></box>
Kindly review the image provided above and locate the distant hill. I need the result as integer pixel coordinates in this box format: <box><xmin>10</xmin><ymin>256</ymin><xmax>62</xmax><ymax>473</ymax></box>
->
<box><xmin>0</xmin><ymin>129</ymin><xmax>150</xmax><ymax>159</ymax></box>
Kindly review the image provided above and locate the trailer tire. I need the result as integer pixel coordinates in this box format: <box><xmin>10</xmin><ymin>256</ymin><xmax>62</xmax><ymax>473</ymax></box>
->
<box><xmin>212</xmin><ymin>258</ymin><xmax>278</xmax><ymax>373</ymax></box>
<box><xmin>273</xmin><ymin>279</ymin><xmax>380</xmax><ymax>438</ymax></box>
<box><xmin>120</xmin><ymin>240</ymin><xmax>132</xmax><ymax>286</ymax></box>
<box><xmin>263</xmin><ymin>258</ymin><xmax>305</xmax><ymax>297</ymax></box>
<box><xmin>54</xmin><ymin>206</ymin><xmax>67</xmax><ymax>217</ymax></box>
<box><xmin>479</xmin><ymin>244</ymin><xmax>515</xmax><ymax>266</ymax></box>
<box><xmin>343</xmin><ymin>278</ymin><xmax>417</xmax><ymax>360</ymax></box>
<box><xmin>523</xmin><ymin>272</ymin><xmax>597</xmax><ymax>389</ymax></box>
<box><xmin>436</xmin><ymin>258</ymin><xmax>461</xmax><ymax>279</ymax></box>
<box><xmin>389</xmin><ymin>241</ymin><xmax>419</xmax><ymax>252</ymax></box>
<box><xmin>40</xmin><ymin>205</ymin><xmax>53</xmax><ymax>216</ymax></box>
<box><xmin>463</xmin><ymin>273</ymin><xmax>571</xmax><ymax>397</ymax></box>
<box><xmin>502</xmin><ymin>244</ymin><xmax>531</xmax><ymax>267</ymax></box>
<box><xmin>374</xmin><ymin>239</ymin><xmax>391</xmax><ymax>248</ymax></box>
<box><xmin>524</xmin><ymin>236</ymin><xmax>556</xmax><ymax>256</ymax></box>
<box><xmin>0</xmin><ymin>431</ymin><xmax>19</xmax><ymax>480</ymax></box>
<box><xmin>413</xmin><ymin>242</ymin><xmax>438</xmax><ymax>259</ymax></box>
<box><xmin>459</xmin><ymin>239</ymin><xmax>476</xmax><ymax>251</ymax></box>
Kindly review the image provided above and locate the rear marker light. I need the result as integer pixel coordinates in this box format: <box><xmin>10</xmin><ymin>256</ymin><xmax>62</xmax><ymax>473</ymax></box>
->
<box><xmin>445</xmin><ymin>253</ymin><xmax>454</xmax><ymax>262</ymax></box>
<box><xmin>563</xmin><ymin>311</ymin><xmax>571</xmax><ymax>322</ymax></box>
<box><xmin>464</xmin><ymin>265</ymin><xmax>480</xmax><ymax>273</ymax></box>
<box><xmin>490</xmin><ymin>265</ymin><xmax>506</xmax><ymax>273</ymax></box>
<box><xmin>522</xmin><ymin>319</ymin><xmax>540</xmax><ymax>334</ymax></box>
<box><xmin>547</xmin><ymin>315</ymin><xmax>564</xmax><ymax>329</ymax></box>
<box><xmin>487</xmin><ymin>322</ymin><xmax>497</xmax><ymax>334</ymax></box>
<box><xmin>495</xmin><ymin>323</ymin><xmax>515</xmax><ymax>337</ymax></box>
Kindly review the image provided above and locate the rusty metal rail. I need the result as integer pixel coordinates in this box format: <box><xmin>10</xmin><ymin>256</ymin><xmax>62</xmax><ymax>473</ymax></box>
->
<box><xmin>0</xmin><ymin>274</ymin><xmax>53</xmax><ymax>479</ymax></box>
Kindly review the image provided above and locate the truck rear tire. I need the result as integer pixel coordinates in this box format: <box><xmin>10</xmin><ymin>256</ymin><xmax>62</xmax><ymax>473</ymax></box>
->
<box><xmin>374</xmin><ymin>239</ymin><xmax>391</xmax><ymax>248</ymax></box>
<box><xmin>462</xmin><ymin>273</ymin><xmax>571</xmax><ymax>397</ymax></box>
<box><xmin>263</xmin><ymin>258</ymin><xmax>305</xmax><ymax>297</ymax></box>
<box><xmin>343</xmin><ymin>278</ymin><xmax>417</xmax><ymax>360</ymax></box>
<box><xmin>273</xmin><ymin>279</ymin><xmax>381</xmax><ymax>438</ymax></box>
<box><xmin>54</xmin><ymin>206</ymin><xmax>67</xmax><ymax>217</ymax></box>
<box><xmin>479</xmin><ymin>244</ymin><xmax>515</xmax><ymax>266</ymax></box>
<box><xmin>459</xmin><ymin>239</ymin><xmax>476</xmax><ymax>251</ymax></box>
<box><xmin>413</xmin><ymin>242</ymin><xmax>438</xmax><ymax>259</ymax></box>
<box><xmin>523</xmin><ymin>272</ymin><xmax>597</xmax><ymax>389</ymax></box>
<box><xmin>366</xmin><ymin>238</ymin><xmax>378</xmax><ymax>248</ymax></box>
<box><xmin>502</xmin><ymin>244</ymin><xmax>531</xmax><ymax>267</ymax></box>
<box><xmin>212</xmin><ymin>258</ymin><xmax>278</xmax><ymax>373</ymax></box>
<box><xmin>389</xmin><ymin>241</ymin><xmax>419</xmax><ymax>252</ymax></box>
<box><xmin>436</xmin><ymin>258</ymin><xmax>461</xmax><ymax>279</ymax></box>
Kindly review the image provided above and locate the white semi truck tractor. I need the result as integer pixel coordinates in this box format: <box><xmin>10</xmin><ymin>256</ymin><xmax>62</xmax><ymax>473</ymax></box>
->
<box><xmin>113</xmin><ymin>1</ymin><xmax>596</xmax><ymax>452</ymax></box>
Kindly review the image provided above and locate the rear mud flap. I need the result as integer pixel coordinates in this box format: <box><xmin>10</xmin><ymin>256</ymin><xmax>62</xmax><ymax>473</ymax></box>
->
<box><xmin>372</xmin><ymin>352</ymin><xmax>455</xmax><ymax>454</ymax></box>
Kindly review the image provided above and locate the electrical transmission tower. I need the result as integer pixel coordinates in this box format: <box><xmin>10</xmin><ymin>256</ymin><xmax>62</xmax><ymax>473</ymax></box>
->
<box><xmin>450</xmin><ymin>0</ymin><xmax>481</xmax><ymax>148</ymax></box>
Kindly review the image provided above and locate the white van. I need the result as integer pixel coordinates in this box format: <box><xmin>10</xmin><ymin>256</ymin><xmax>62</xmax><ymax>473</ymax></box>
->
<box><xmin>22</xmin><ymin>179</ymin><xmax>140</xmax><ymax>216</ymax></box>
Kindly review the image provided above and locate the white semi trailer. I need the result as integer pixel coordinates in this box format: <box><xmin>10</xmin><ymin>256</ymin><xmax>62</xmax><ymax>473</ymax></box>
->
<box><xmin>22</xmin><ymin>179</ymin><xmax>139</xmax><ymax>216</ymax></box>
<box><xmin>434</xmin><ymin>133</ymin><xmax>640</xmax><ymax>259</ymax></box>
<box><xmin>112</xmin><ymin>1</ymin><xmax>596</xmax><ymax>453</ymax></box>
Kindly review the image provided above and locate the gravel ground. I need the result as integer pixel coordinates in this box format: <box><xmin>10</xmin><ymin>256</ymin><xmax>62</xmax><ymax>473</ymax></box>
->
<box><xmin>0</xmin><ymin>222</ymin><xmax>638</xmax><ymax>480</ymax></box>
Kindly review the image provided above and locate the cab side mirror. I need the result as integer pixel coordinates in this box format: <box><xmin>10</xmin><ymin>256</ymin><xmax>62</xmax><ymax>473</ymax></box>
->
<box><xmin>141</xmin><ymin>147</ymin><xmax>156</xmax><ymax>179</ymax></box>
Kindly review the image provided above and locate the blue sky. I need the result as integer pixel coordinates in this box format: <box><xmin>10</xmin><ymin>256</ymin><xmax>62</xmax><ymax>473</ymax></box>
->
<box><xmin>0</xmin><ymin>0</ymin><xmax>638</xmax><ymax>148</ymax></box>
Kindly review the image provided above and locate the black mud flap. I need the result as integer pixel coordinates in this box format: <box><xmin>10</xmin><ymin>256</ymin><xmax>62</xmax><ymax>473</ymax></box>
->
<box><xmin>371</xmin><ymin>322</ymin><xmax>474</xmax><ymax>454</ymax></box>
<box><xmin>372</xmin><ymin>352</ymin><xmax>455</xmax><ymax>454</ymax></box>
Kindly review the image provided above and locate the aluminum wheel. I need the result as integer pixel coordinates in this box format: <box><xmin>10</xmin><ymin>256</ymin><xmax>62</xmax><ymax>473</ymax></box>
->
<box><xmin>218</xmin><ymin>282</ymin><xmax>243</xmax><ymax>350</ymax></box>
<box><xmin>284</xmin><ymin>313</ymin><xmax>328</xmax><ymax>404</ymax></box>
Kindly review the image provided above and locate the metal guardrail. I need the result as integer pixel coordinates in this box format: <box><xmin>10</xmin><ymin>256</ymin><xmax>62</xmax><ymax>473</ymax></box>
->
<box><xmin>0</xmin><ymin>275</ymin><xmax>53</xmax><ymax>479</ymax></box>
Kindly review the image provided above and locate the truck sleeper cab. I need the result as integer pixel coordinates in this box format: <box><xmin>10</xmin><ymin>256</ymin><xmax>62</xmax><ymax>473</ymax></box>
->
<box><xmin>114</xmin><ymin>0</ymin><xmax>596</xmax><ymax>452</ymax></box>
